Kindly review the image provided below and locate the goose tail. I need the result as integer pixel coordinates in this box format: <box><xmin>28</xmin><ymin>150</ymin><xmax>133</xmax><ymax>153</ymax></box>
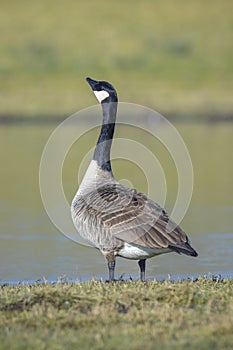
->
<box><xmin>168</xmin><ymin>242</ymin><xmax>198</xmax><ymax>257</ymax></box>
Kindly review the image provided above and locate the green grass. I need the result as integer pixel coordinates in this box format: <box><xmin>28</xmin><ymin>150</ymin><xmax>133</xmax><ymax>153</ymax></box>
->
<box><xmin>0</xmin><ymin>0</ymin><xmax>233</xmax><ymax>119</ymax></box>
<box><xmin>0</xmin><ymin>278</ymin><xmax>233</xmax><ymax>349</ymax></box>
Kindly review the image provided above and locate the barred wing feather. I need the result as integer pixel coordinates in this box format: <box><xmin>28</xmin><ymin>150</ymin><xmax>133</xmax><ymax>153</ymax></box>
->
<box><xmin>76</xmin><ymin>183</ymin><xmax>190</xmax><ymax>250</ymax></box>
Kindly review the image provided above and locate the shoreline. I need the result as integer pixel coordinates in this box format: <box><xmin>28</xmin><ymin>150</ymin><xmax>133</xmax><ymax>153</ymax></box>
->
<box><xmin>1</xmin><ymin>112</ymin><xmax>233</xmax><ymax>125</ymax></box>
<box><xmin>1</xmin><ymin>273</ymin><xmax>231</xmax><ymax>287</ymax></box>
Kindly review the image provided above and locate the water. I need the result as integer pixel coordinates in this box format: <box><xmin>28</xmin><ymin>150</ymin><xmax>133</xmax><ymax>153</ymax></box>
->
<box><xmin>0</xmin><ymin>120</ymin><xmax>233</xmax><ymax>283</ymax></box>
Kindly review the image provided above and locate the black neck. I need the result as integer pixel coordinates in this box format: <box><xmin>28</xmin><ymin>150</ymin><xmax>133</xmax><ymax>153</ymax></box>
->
<box><xmin>93</xmin><ymin>102</ymin><xmax>117</xmax><ymax>172</ymax></box>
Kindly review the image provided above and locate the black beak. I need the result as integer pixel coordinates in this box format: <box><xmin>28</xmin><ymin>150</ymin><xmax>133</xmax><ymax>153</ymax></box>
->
<box><xmin>86</xmin><ymin>77</ymin><xmax>99</xmax><ymax>90</ymax></box>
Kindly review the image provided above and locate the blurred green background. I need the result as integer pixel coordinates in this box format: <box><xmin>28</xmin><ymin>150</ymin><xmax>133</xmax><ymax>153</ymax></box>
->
<box><xmin>1</xmin><ymin>0</ymin><xmax>233</xmax><ymax>120</ymax></box>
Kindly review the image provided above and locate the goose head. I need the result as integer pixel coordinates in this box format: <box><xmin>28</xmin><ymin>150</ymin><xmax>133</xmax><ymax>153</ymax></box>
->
<box><xmin>86</xmin><ymin>77</ymin><xmax>118</xmax><ymax>104</ymax></box>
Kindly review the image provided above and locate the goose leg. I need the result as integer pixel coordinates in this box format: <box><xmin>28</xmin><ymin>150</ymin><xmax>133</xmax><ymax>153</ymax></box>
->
<box><xmin>106</xmin><ymin>253</ymin><xmax>116</xmax><ymax>283</ymax></box>
<box><xmin>138</xmin><ymin>259</ymin><xmax>146</xmax><ymax>282</ymax></box>
<box><xmin>108</xmin><ymin>261</ymin><xmax>115</xmax><ymax>283</ymax></box>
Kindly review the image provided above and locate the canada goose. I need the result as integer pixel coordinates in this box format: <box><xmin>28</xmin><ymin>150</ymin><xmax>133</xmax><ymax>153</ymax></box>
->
<box><xmin>71</xmin><ymin>77</ymin><xmax>198</xmax><ymax>282</ymax></box>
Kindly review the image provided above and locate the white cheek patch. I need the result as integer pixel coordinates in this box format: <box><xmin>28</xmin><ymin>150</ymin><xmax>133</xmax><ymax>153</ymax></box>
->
<box><xmin>93</xmin><ymin>90</ymin><xmax>109</xmax><ymax>103</ymax></box>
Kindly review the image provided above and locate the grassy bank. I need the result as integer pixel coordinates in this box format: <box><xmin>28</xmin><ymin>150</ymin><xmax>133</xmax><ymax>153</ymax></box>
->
<box><xmin>1</xmin><ymin>0</ymin><xmax>233</xmax><ymax>119</ymax></box>
<box><xmin>0</xmin><ymin>278</ymin><xmax>232</xmax><ymax>349</ymax></box>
